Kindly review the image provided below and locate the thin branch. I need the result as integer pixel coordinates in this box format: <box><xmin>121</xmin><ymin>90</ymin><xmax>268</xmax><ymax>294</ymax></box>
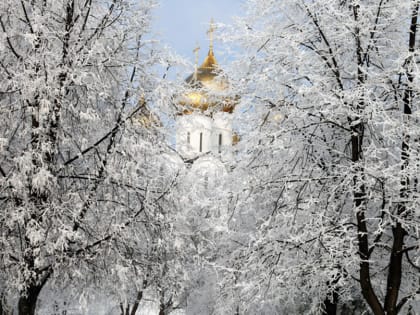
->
<box><xmin>20</xmin><ymin>1</ymin><xmax>34</xmax><ymax>34</ymax></box>
<box><xmin>0</xmin><ymin>16</ymin><xmax>22</xmax><ymax>60</ymax></box>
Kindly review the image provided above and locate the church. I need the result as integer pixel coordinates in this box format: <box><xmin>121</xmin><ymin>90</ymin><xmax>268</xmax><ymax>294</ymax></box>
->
<box><xmin>175</xmin><ymin>21</ymin><xmax>238</xmax><ymax>163</ymax></box>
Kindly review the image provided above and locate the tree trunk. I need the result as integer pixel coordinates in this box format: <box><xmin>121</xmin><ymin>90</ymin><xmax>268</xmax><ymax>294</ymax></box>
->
<box><xmin>129</xmin><ymin>290</ymin><xmax>144</xmax><ymax>315</ymax></box>
<box><xmin>158</xmin><ymin>297</ymin><xmax>172</xmax><ymax>315</ymax></box>
<box><xmin>18</xmin><ymin>283</ymin><xmax>43</xmax><ymax>315</ymax></box>
<box><xmin>351</xmin><ymin>4</ymin><xmax>385</xmax><ymax>314</ymax></box>
<box><xmin>119</xmin><ymin>290</ymin><xmax>143</xmax><ymax>315</ymax></box>
<box><xmin>383</xmin><ymin>3</ymin><xmax>418</xmax><ymax>314</ymax></box>
<box><xmin>322</xmin><ymin>290</ymin><xmax>338</xmax><ymax>315</ymax></box>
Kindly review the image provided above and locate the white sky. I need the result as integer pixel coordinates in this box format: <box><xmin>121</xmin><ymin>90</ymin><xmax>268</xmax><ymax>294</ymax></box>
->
<box><xmin>153</xmin><ymin>0</ymin><xmax>244</xmax><ymax>65</ymax></box>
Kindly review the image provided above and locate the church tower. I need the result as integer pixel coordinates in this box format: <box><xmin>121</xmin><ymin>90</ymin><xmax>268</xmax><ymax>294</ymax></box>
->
<box><xmin>176</xmin><ymin>20</ymin><xmax>236</xmax><ymax>160</ymax></box>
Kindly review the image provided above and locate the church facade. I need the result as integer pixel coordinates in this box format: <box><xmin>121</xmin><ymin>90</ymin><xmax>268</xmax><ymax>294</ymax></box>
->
<box><xmin>175</xmin><ymin>24</ymin><xmax>237</xmax><ymax>162</ymax></box>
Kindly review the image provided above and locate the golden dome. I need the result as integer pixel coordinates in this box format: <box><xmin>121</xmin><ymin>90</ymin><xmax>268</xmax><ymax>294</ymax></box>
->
<box><xmin>179</xmin><ymin>49</ymin><xmax>236</xmax><ymax>114</ymax></box>
<box><xmin>185</xmin><ymin>49</ymin><xmax>222</xmax><ymax>88</ymax></box>
<box><xmin>178</xmin><ymin>19</ymin><xmax>237</xmax><ymax>115</ymax></box>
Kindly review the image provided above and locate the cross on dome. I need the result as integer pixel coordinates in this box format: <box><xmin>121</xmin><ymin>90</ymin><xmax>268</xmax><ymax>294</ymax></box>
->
<box><xmin>207</xmin><ymin>18</ymin><xmax>216</xmax><ymax>53</ymax></box>
<box><xmin>193</xmin><ymin>43</ymin><xmax>200</xmax><ymax>81</ymax></box>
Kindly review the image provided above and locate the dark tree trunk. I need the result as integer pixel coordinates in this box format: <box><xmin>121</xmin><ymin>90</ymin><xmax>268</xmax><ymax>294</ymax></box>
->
<box><xmin>119</xmin><ymin>290</ymin><xmax>144</xmax><ymax>315</ymax></box>
<box><xmin>322</xmin><ymin>272</ymin><xmax>341</xmax><ymax>315</ymax></box>
<box><xmin>322</xmin><ymin>290</ymin><xmax>338</xmax><ymax>315</ymax></box>
<box><xmin>351</xmin><ymin>3</ymin><xmax>385</xmax><ymax>315</ymax></box>
<box><xmin>158</xmin><ymin>296</ymin><xmax>172</xmax><ymax>315</ymax></box>
<box><xmin>18</xmin><ymin>283</ymin><xmax>43</xmax><ymax>315</ymax></box>
<box><xmin>129</xmin><ymin>290</ymin><xmax>143</xmax><ymax>315</ymax></box>
<box><xmin>383</xmin><ymin>3</ymin><xmax>418</xmax><ymax>315</ymax></box>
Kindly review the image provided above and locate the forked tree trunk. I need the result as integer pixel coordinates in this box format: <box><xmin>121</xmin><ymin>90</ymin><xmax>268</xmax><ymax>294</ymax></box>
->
<box><xmin>120</xmin><ymin>290</ymin><xmax>144</xmax><ymax>315</ymax></box>
<box><xmin>18</xmin><ymin>283</ymin><xmax>44</xmax><ymax>315</ymax></box>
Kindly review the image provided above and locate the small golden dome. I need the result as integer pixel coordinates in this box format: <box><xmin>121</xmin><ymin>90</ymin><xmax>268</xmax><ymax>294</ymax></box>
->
<box><xmin>132</xmin><ymin>96</ymin><xmax>161</xmax><ymax>128</ymax></box>
<box><xmin>232</xmin><ymin>132</ymin><xmax>240</xmax><ymax>145</ymax></box>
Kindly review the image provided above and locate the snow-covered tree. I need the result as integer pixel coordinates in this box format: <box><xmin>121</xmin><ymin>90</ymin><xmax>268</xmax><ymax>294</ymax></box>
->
<box><xmin>0</xmin><ymin>0</ymin><xmax>182</xmax><ymax>314</ymax></box>
<box><xmin>220</xmin><ymin>0</ymin><xmax>420</xmax><ymax>314</ymax></box>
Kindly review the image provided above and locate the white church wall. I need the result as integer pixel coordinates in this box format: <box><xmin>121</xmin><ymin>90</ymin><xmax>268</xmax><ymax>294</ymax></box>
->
<box><xmin>212</xmin><ymin>112</ymin><xmax>232</xmax><ymax>153</ymax></box>
<box><xmin>176</xmin><ymin>112</ymin><xmax>234</xmax><ymax>159</ymax></box>
<box><xmin>176</xmin><ymin>114</ymin><xmax>213</xmax><ymax>158</ymax></box>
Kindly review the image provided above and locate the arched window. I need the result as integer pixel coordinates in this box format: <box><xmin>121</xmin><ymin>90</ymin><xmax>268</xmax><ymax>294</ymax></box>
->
<box><xmin>218</xmin><ymin>133</ymin><xmax>222</xmax><ymax>153</ymax></box>
<box><xmin>199</xmin><ymin>132</ymin><xmax>203</xmax><ymax>152</ymax></box>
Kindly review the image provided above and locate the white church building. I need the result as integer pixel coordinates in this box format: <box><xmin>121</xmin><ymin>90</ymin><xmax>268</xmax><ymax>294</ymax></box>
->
<box><xmin>175</xmin><ymin>30</ymin><xmax>238</xmax><ymax>162</ymax></box>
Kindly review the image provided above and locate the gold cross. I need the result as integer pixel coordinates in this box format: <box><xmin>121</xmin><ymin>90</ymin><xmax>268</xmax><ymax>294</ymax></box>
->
<box><xmin>193</xmin><ymin>43</ymin><xmax>200</xmax><ymax>67</ymax></box>
<box><xmin>193</xmin><ymin>43</ymin><xmax>200</xmax><ymax>80</ymax></box>
<box><xmin>207</xmin><ymin>18</ymin><xmax>215</xmax><ymax>51</ymax></box>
